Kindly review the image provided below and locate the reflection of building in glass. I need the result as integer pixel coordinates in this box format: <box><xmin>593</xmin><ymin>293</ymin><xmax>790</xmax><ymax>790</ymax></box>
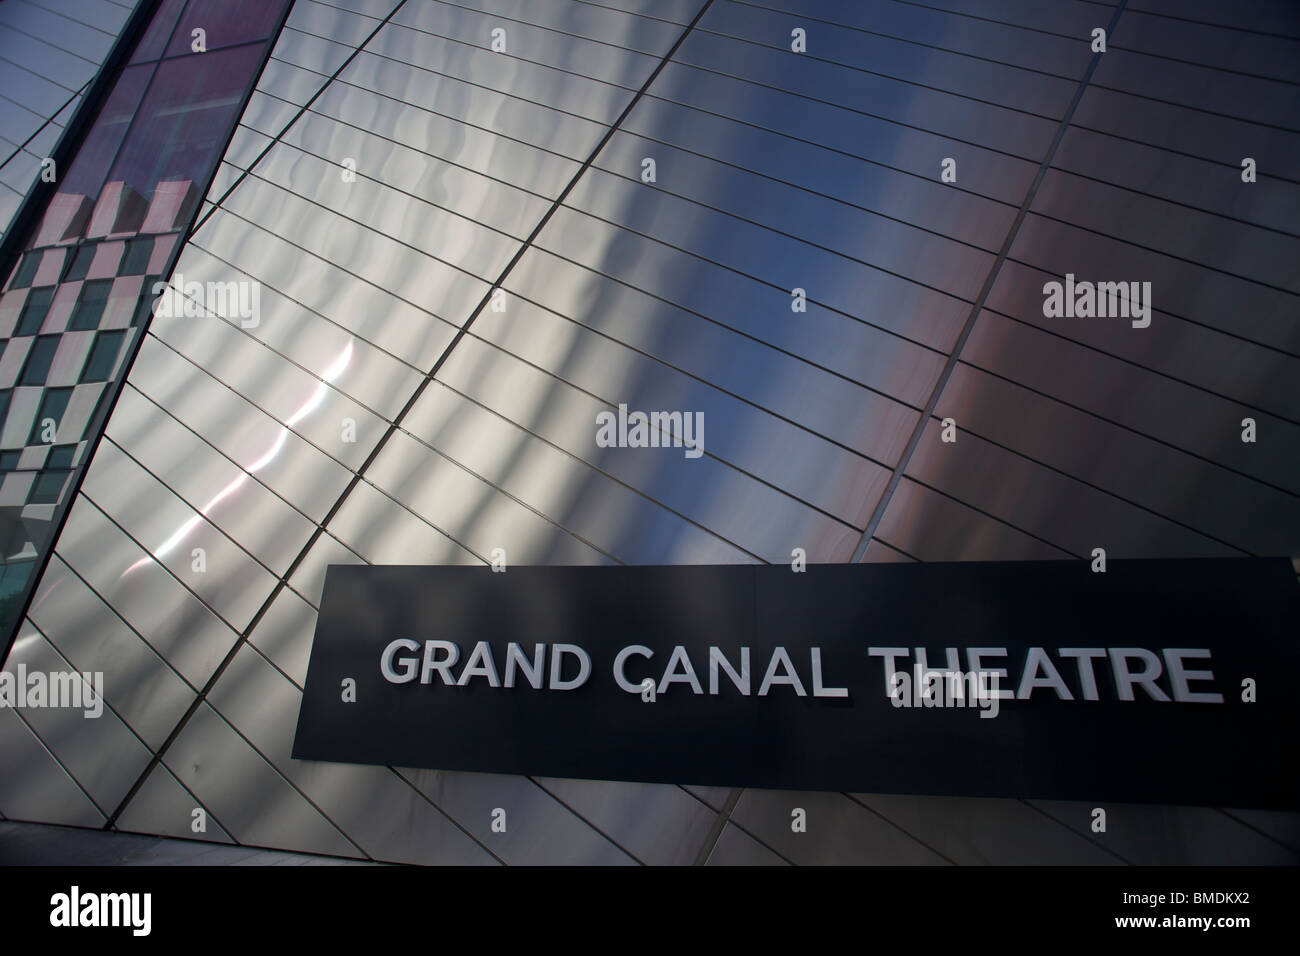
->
<box><xmin>0</xmin><ymin>0</ymin><xmax>1298</xmax><ymax>865</ymax></box>
<box><xmin>0</xmin><ymin>0</ymin><xmax>290</xmax><ymax>639</ymax></box>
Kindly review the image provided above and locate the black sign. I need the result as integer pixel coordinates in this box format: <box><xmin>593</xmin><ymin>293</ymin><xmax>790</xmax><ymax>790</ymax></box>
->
<box><xmin>292</xmin><ymin>559</ymin><xmax>1300</xmax><ymax>809</ymax></box>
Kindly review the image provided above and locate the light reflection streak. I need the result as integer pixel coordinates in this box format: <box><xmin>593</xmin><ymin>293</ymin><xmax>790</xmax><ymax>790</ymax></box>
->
<box><xmin>120</xmin><ymin>340</ymin><xmax>353</xmax><ymax>578</ymax></box>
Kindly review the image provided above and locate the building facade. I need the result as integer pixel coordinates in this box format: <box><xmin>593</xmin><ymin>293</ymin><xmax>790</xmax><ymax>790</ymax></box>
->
<box><xmin>0</xmin><ymin>0</ymin><xmax>1297</xmax><ymax>864</ymax></box>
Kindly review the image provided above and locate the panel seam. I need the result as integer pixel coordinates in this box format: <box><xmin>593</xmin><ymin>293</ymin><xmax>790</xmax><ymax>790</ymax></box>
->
<box><xmin>105</xmin><ymin>0</ymin><xmax>720</xmax><ymax>859</ymax></box>
<box><xmin>850</xmin><ymin>0</ymin><xmax>1129</xmax><ymax>564</ymax></box>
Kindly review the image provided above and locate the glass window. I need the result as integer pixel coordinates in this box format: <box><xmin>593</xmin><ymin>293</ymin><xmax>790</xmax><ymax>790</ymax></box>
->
<box><xmin>46</xmin><ymin>446</ymin><xmax>76</xmax><ymax>469</ymax></box>
<box><xmin>9</xmin><ymin>253</ymin><xmax>41</xmax><ymax>290</ymax></box>
<box><xmin>16</xmin><ymin>287</ymin><xmax>55</xmax><ymax>336</ymax></box>
<box><xmin>20</xmin><ymin>337</ymin><xmax>60</xmax><ymax>386</ymax></box>
<box><xmin>61</xmin><ymin>244</ymin><xmax>98</xmax><ymax>283</ymax></box>
<box><xmin>121</xmin><ymin>238</ymin><xmax>154</xmax><ymax>275</ymax></box>
<box><xmin>80</xmin><ymin>331</ymin><xmax>126</xmax><ymax>383</ymax></box>
<box><xmin>28</xmin><ymin>470</ymin><xmax>69</xmax><ymax>505</ymax></box>
<box><xmin>0</xmin><ymin>451</ymin><xmax>19</xmax><ymax>472</ymax></box>
<box><xmin>130</xmin><ymin>0</ymin><xmax>186</xmax><ymax>64</ymax></box>
<box><xmin>28</xmin><ymin>389</ymin><xmax>72</xmax><ymax>445</ymax></box>
<box><xmin>165</xmin><ymin>0</ymin><xmax>284</xmax><ymax>59</ymax></box>
<box><xmin>106</xmin><ymin>45</ymin><xmax>264</xmax><ymax>220</ymax></box>
<box><xmin>69</xmin><ymin>279</ymin><xmax>113</xmax><ymax>331</ymax></box>
<box><xmin>55</xmin><ymin>65</ymin><xmax>152</xmax><ymax>206</ymax></box>
<box><xmin>132</xmin><ymin>283</ymin><xmax>160</xmax><ymax>326</ymax></box>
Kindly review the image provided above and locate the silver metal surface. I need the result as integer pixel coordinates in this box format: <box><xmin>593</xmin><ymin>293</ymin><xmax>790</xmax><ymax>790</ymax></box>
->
<box><xmin>532</xmin><ymin>776</ymin><xmax>719</xmax><ymax>865</ymax></box>
<box><xmin>206</xmin><ymin>642</ymin><xmax>499</xmax><ymax>865</ymax></box>
<box><xmin>704</xmin><ymin>822</ymin><xmax>788</xmax><ymax>865</ymax></box>
<box><xmin>107</xmin><ymin>762</ymin><xmax>237</xmax><ymax>844</ymax></box>
<box><xmin>50</xmin><ymin>496</ymin><xmax>242</xmax><ymax>689</ymax></box>
<box><xmin>159</xmin><ymin>699</ymin><xmax>363</xmax><ymax>858</ymax></box>
<box><xmin>0</xmin><ymin>706</ymin><xmax>105</xmax><ymax>827</ymax></box>
<box><xmin>28</xmin><ymin>554</ymin><xmax>196</xmax><ymax>749</ymax></box>
<box><xmin>728</xmin><ymin>789</ymin><xmax>949</xmax><ymax>866</ymax></box>
<box><xmin>3</xmin><ymin>0</ymin><xmax>1298</xmax><ymax>865</ymax></box>
<box><xmin>4</xmin><ymin>624</ymin><xmax>153</xmax><ymax>812</ymax></box>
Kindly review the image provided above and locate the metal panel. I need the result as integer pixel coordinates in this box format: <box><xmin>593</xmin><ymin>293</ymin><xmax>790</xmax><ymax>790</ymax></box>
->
<box><xmin>358</xmin><ymin>429</ymin><xmax>616</xmax><ymax>565</ymax></box>
<box><xmin>3</xmin><ymin>623</ymin><xmax>153</xmax><ymax>812</ymax></box>
<box><xmin>0</xmin><ymin>706</ymin><xmax>105</xmax><ymax>827</ymax></box>
<box><xmin>963</xmin><ymin>311</ymin><xmax>1300</xmax><ymax>498</ymax></box>
<box><xmin>400</xmin><ymin>380</ymin><xmax>754</xmax><ymax>564</ymax></box>
<box><xmin>332</xmin><ymin>51</ymin><xmax>606</xmax><ymax>172</ymax></box>
<box><xmin>1092</xmin><ymin>33</ymin><xmax>1300</xmax><ymax>128</ymax></box>
<box><xmin>1110</xmin><ymin>8</ymin><xmax>1300</xmax><ymax>81</ymax></box>
<box><xmin>700</xmin><ymin>1</ymin><xmax>1077</xmax><ymax>118</ymax></box>
<box><xmin>983</xmin><ymin>261</ymin><xmax>1300</xmax><ymax>421</ymax></box>
<box><xmin>396</xmin><ymin>766</ymin><xmax>637</xmax><ymax>865</ymax></box>
<box><xmin>104</xmin><ymin>386</ymin><xmax>318</xmax><ymax>577</ymax></box>
<box><xmin>620</xmin><ymin>93</ymin><xmax>1017</xmax><ymax>253</ymax></box>
<box><xmin>160</xmin><ymin>700</ymin><xmax>364</xmax><ymax>858</ymax></box>
<box><xmin>588</xmin><ymin>131</ymin><xmax>998</xmax><ymax>299</ymax></box>
<box><xmin>531</xmin><ymin>777</ymin><xmax>718</xmax><ymax>865</ymax></box>
<box><xmin>1008</xmin><ymin>213</ymin><xmax>1298</xmax><ymax>352</ymax></box>
<box><xmin>1028</xmin><ymin>799</ymin><xmax>1300</xmax><ymax>865</ymax></box>
<box><xmin>50</xmin><ymin>496</ymin><xmax>242</xmax><ymax>689</ymax></box>
<box><xmin>246</xmin><ymin>584</ymin><xmax>319</xmax><ymax>688</ymax></box>
<box><xmin>284</xmin><ymin>0</ymin><xmax>389</xmax><ymax>50</ymax></box>
<box><xmin>392</xmin><ymin>0</ymin><xmax>664</xmax><ymax>91</ymax></box>
<box><xmin>453</xmin><ymin>0</ymin><xmax>684</xmax><ymax>51</ymax></box>
<box><xmin>364</xmin><ymin>19</ymin><xmax>638</xmax><ymax>126</ymax></box>
<box><xmin>190</xmin><ymin>203</ymin><xmax>458</xmax><ymax>373</ymax></box>
<box><xmin>1050</xmin><ymin>125</ymin><xmax>1300</xmax><ymax>238</ymax></box>
<box><xmin>27</xmin><ymin>554</ymin><xmax>195</xmax><ymax>749</ymax></box>
<box><xmin>646</xmin><ymin>60</ymin><xmax>1040</xmax><ymax>206</ymax></box>
<box><xmin>207</xmin><ymin>642</ymin><xmax>499</xmax><ymax>865</ymax></box>
<box><xmin>113</xmin><ymin>762</ymin><xmax>236</xmax><ymax>845</ymax></box>
<box><xmin>467</xmin><ymin>288</ymin><xmax>897</xmax><ymax>520</ymax></box>
<box><xmin>917</xmin><ymin>368</ymin><xmax>1291</xmax><ymax>555</ymax></box>
<box><xmin>123</xmin><ymin>344</ymin><xmax>354</xmax><ymax>524</ymax></box>
<box><xmin>169</xmin><ymin>244</ymin><xmax>427</xmax><ymax>422</ymax></box>
<box><xmin>1031</xmin><ymin>168</ymin><xmax>1300</xmax><ymax>293</ymax></box>
<box><xmin>671</xmin><ymin>28</ymin><xmax>1059</xmax><ymax>158</ymax></box>
<box><xmin>1126</xmin><ymin>0</ymin><xmax>1299</xmax><ymax>35</ymax></box>
<box><xmin>705</xmin><ymin>822</ymin><xmax>788</xmax><ymax>865</ymax></box>
<box><xmin>432</xmin><ymin>334</ymin><xmax>862</xmax><ymax>561</ymax></box>
<box><xmin>518</xmin><ymin>238</ymin><xmax>941</xmax><ymax>411</ymax></box>
<box><xmin>1071</xmin><ymin>84</ymin><xmax>1300</xmax><ymax>182</ymax></box>
<box><xmin>6</xmin><ymin>0</ymin><xmax>1298</xmax><ymax>866</ymax></box>
<box><xmin>199</xmin><ymin>174</ymin><xmax>493</xmax><ymax>332</ymax></box>
<box><xmin>728</xmin><ymin>789</ymin><xmax>949</xmax><ymax>865</ymax></box>
<box><xmin>874</xmin><ymin>477</ymin><xmax>1070</xmax><ymax>562</ymax></box>
<box><xmin>852</xmin><ymin>793</ymin><xmax>1121</xmax><ymax>865</ymax></box>
<box><xmin>537</xmin><ymin>201</ymin><xmax>970</xmax><ymax>354</ymax></box>
<box><xmin>148</xmin><ymin>312</ymin><xmax>390</xmax><ymax>472</ymax></box>
<box><xmin>79</xmin><ymin>439</ymin><xmax>281</xmax><ymax>632</ymax></box>
<box><xmin>286</xmin><ymin>529</ymin><xmax>366</xmax><ymax>609</ymax></box>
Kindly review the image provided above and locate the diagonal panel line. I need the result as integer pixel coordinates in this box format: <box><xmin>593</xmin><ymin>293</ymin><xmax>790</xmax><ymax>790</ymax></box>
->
<box><xmin>106</xmin><ymin>0</ymin><xmax>718</xmax><ymax>855</ymax></box>
<box><xmin>850</xmin><ymin>0</ymin><xmax>1130</xmax><ymax>564</ymax></box>
<box><xmin>846</xmin><ymin>0</ymin><xmax>1146</xmax><ymax>867</ymax></box>
<box><xmin>692</xmin><ymin>788</ymin><xmax>743</xmax><ymax>865</ymax></box>
<box><xmin>187</xmin><ymin>0</ymin><xmax>412</xmax><ymax>241</ymax></box>
<box><xmin>0</xmin><ymin>80</ymin><xmax>88</xmax><ymax>174</ymax></box>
